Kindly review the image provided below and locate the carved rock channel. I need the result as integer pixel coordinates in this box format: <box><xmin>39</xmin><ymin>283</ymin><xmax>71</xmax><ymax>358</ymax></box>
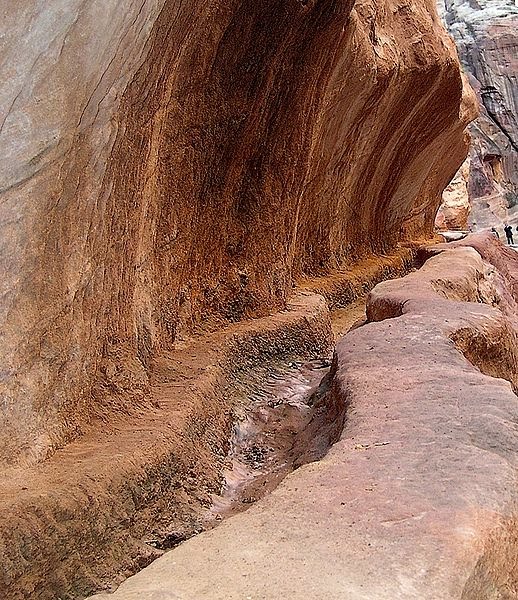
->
<box><xmin>91</xmin><ymin>233</ymin><xmax>518</xmax><ymax>600</ymax></box>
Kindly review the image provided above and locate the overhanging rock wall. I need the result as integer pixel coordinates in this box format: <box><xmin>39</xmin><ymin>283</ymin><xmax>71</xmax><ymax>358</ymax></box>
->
<box><xmin>0</xmin><ymin>0</ymin><xmax>476</xmax><ymax>466</ymax></box>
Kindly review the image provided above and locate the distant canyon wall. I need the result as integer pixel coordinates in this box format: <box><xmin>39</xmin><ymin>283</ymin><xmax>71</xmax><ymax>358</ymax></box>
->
<box><xmin>440</xmin><ymin>0</ymin><xmax>518</xmax><ymax>228</ymax></box>
<box><xmin>0</xmin><ymin>0</ymin><xmax>475</xmax><ymax>466</ymax></box>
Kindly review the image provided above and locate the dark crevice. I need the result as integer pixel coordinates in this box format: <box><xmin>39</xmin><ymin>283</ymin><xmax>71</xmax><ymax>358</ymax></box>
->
<box><xmin>481</xmin><ymin>91</ymin><xmax>518</xmax><ymax>154</ymax></box>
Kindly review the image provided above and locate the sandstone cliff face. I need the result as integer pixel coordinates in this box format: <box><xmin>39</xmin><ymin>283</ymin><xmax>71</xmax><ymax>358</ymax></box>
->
<box><xmin>0</xmin><ymin>0</ymin><xmax>475</xmax><ymax>466</ymax></box>
<box><xmin>440</xmin><ymin>0</ymin><xmax>518</xmax><ymax>227</ymax></box>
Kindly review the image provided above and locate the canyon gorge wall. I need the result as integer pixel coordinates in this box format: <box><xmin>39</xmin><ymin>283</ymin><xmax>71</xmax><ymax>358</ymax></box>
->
<box><xmin>0</xmin><ymin>0</ymin><xmax>476</xmax><ymax>467</ymax></box>
<box><xmin>440</xmin><ymin>0</ymin><xmax>518</xmax><ymax>228</ymax></box>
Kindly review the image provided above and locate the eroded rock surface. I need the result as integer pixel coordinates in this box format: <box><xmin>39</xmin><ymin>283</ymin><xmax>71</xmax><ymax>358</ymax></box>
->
<box><xmin>0</xmin><ymin>0</ymin><xmax>475</xmax><ymax>467</ymax></box>
<box><xmin>91</xmin><ymin>235</ymin><xmax>518</xmax><ymax>600</ymax></box>
<box><xmin>440</xmin><ymin>0</ymin><xmax>518</xmax><ymax>228</ymax></box>
<box><xmin>435</xmin><ymin>156</ymin><xmax>471</xmax><ymax>230</ymax></box>
<box><xmin>0</xmin><ymin>292</ymin><xmax>335</xmax><ymax>600</ymax></box>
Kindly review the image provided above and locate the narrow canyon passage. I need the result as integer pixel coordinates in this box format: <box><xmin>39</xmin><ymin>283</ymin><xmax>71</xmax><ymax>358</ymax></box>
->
<box><xmin>2</xmin><ymin>0</ymin><xmax>517</xmax><ymax>597</ymax></box>
<box><xmin>90</xmin><ymin>235</ymin><xmax>518</xmax><ymax>600</ymax></box>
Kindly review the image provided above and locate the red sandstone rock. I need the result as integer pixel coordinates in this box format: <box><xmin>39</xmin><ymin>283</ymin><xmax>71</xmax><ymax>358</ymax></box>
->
<box><xmin>423</xmin><ymin>231</ymin><xmax>518</xmax><ymax>302</ymax></box>
<box><xmin>0</xmin><ymin>0</ymin><xmax>476</xmax><ymax>467</ymax></box>
<box><xmin>89</xmin><ymin>241</ymin><xmax>518</xmax><ymax>600</ymax></box>
<box><xmin>0</xmin><ymin>2</ymin><xmax>485</xmax><ymax>597</ymax></box>
<box><xmin>0</xmin><ymin>293</ymin><xmax>335</xmax><ymax>600</ymax></box>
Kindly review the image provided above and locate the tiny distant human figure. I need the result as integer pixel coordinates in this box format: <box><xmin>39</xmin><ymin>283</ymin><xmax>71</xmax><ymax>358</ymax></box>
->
<box><xmin>504</xmin><ymin>224</ymin><xmax>514</xmax><ymax>245</ymax></box>
<box><xmin>491</xmin><ymin>227</ymin><xmax>499</xmax><ymax>239</ymax></box>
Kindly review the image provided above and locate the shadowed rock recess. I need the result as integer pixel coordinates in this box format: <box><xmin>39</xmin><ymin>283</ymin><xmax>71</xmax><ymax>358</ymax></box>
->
<box><xmin>0</xmin><ymin>0</ymin><xmax>475</xmax><ymax>467</ymax></box>
<box><xmin>0</xmin><ymin>0</ymin><xmax>480</xmax><ymax>598</ymax></box>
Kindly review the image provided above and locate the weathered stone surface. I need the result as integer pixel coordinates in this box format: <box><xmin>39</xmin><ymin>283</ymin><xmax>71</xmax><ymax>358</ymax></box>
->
<box><xmin>0</xmin><ymin>291</ymin><xmax>335</xmax><ymax>600</ymax></box>
<box><xmin>89</xmin><ymin>237</ymin><xmax>518</xmax><ymax>600</ymax></box>
<box><xmin>435</xmin><ymin>157</ymin><xmax>471</xmax><ymax>230</ymax></box>
<box><xmin>422</xmin><ymin>231</ymin><xmax>518</xmax><ymax>301</ymax></box>
<box><xmin>0</xmin><ymin>0</ymin><xmax>475</xmax><ymax>467</ymax></box>
<box><xmin>440</xmin><ymin>0</ymin><xmax>518</xmax><ymax>228</ymax></box>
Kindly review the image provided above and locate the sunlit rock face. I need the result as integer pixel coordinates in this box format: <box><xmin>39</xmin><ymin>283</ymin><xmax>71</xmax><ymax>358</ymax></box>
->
<box><xmin>435</xmin><ymin>157</ymin><xmax>471</xmax><ymax>230</ymax></box>
<box><xmin>0</xmin><ymin>0</ymin><xmax>475</xmax><ymax>466</ymax></box>
<box><xmin>440</xmin><ymin>0</ymin><xmax>518</xmax><ymax>228</ymax></box>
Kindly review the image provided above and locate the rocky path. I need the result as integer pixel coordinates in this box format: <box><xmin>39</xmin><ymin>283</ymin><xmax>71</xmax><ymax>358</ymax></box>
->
<box><xmin>91</xmin><ymin>238</ymin><xmax>518</xmax><ymax>600</ymax></box>
<box><xmin>1</xmin><ymin>246</ymin><xmax>417</xmax><ymax>600</ymax></box>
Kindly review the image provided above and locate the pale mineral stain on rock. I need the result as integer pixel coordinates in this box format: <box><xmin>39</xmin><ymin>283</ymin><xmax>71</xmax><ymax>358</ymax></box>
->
<box><xmin>436</xmin><ymin>157</ymin><xmax>471</xmax><ymax>231</ymax></box>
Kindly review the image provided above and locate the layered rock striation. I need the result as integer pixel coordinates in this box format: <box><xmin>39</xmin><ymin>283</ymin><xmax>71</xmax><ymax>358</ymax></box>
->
<box><xmin>0</xmin><ymin>0</ymin><xmax>476</xmax><ymax>467</ymax></box>
<box><xmin>440</xmin><ymin>0</ymin><xmax>518</xmax><ymax>227</ymax></box>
